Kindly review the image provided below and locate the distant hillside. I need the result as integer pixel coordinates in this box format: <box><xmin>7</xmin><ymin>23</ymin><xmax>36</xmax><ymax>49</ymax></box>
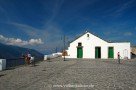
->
<box><xmin>0</xmin><ymin>43</ymin><xmax>44</xmax><ymax>59</ymax></box>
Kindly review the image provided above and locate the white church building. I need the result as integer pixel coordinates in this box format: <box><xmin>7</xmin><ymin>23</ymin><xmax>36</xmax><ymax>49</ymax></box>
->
<box><xmin>66</xmin><ymin>31</ymin><xmax>131</xmax><ymax>59</ymax></box>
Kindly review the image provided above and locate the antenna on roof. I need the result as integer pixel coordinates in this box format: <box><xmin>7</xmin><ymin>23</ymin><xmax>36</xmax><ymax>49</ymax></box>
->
<box><xmin>85</xmin><ymin>28</ymin><xmax>89</xmax><ymax>33</ymax></box>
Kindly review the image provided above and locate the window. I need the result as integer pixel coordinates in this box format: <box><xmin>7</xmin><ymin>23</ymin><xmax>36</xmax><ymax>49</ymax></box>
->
<box><xmin>78</xmin><ymin>43</ymin><xmax>82</xmax><ymax>46</ymax></box>
<box><xmin>87</xmin><ymin>34</ymin><xmax>89</xmax><ymax>37</ymax></box>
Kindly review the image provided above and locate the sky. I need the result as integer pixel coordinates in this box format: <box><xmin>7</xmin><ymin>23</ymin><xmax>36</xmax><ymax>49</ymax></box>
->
<box><xmin>0</xmin><ymin>0</ymin><xmax>136</xmax><ymax>54</ymax></box>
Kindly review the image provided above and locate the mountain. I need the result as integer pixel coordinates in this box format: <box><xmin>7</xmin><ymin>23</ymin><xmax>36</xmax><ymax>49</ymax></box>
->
<box><xmin>0</xmin><ymin>43</ymin><xmax>44</xmax><ymax>59</ymax></box>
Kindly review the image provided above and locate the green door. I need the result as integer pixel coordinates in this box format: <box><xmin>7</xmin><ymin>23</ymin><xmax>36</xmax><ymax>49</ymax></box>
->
<box><xmin>77</xmin><ymin>47</ymin><xmax>83</xmax><ymax>58</ymax></box>
<box><xmin>95</xmin><ymin>47</ymin><xmax>99</xmax><ymax>58</ymax></box>
<box><xmin>95</xmin><ymin>47</ymin><xmax>101</xmax><ymax>58</ymax></box>
<box><xmin>108</xmin><ymin>47</ymin><xmax>114</xmax><ymax>58</ymax></box>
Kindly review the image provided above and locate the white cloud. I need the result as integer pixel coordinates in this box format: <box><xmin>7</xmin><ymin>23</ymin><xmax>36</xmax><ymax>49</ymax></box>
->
<box><xmin>4</xmin><ymin>19</ymin><xmax>65</xmax><ymax>53</ymax></box>
<box><xmin>115</xmin><ymin>0</ymin><xmax>134</xmax><ymax>13</ymax></box>
<box><xmin>0</xmin><ymin>35</ymin><xmax>43</xmax><ymax>46</ymax></box>
<box><xmin>29</xmin><ymin>39</ymin><xmax>43</xmax><ymax>45</ymax></box>
<box><xmin>124</xmin><ymin>32</ymin><xmax>132</xmax><ymax>36</ymax></box>
<box><xmin>106</xmin><ymin>0</ymin><xmax>135</xmax><ymax>17</ymax></box>
<box><xmin>9</xmin><ymin>22</ymin><xmax>40</xmax><ymax>37</ymax></box>
<box><xmin>8</xmin><ymin>22</ymin><xmax>64</xmax><ymax>52</ymax></box>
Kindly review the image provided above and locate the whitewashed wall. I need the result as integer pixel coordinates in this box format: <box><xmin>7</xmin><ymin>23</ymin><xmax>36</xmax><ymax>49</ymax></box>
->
<box><xmin>110</xmin><ymin>43</ymin><xmax>131</xmax><ymax>59</ymax></box>
<box><xmin>67</xmin><ymin>32</ymin><xmax>131</xmax><ymax>59</ymax></box>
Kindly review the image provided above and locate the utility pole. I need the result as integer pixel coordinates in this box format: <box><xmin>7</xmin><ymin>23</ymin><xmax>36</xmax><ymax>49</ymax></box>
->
<box><xmin>61</xmin><ymin>35</ymin><xmax>67</xmax><ymax>61</ymax></box>
<box><xmin>55</xmin><ymin>47</ymin><xmax>57</xmax><ymax>53</ymax></box>
<box><xmin>63</xmin><ymin>35</ymin><xmax>66</xmax><ymax>61</ymax></box>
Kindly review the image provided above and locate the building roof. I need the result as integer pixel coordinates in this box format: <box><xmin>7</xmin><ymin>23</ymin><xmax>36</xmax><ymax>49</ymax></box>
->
<box><xmin>70</xmin><ymin>31</ymin><xmax>130</xmax><ymax>44</ymax></box>
<box><xmin>70</xmin><ymin>31</ymin><xmax>108</xmax><ymax>43</ymax></box>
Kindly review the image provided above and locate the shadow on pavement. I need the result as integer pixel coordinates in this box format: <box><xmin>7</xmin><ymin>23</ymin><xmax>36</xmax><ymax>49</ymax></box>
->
<box><xmin>0</xmin><ymin>74</ymin><xmax>6</xmax><ymax>77</ymax></box>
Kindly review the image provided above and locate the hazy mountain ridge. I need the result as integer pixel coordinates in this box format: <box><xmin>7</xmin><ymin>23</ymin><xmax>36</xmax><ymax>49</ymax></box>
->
<box><xmin>0</xmin><ymin>43</ymin><xmax>43</xmax><ymax>59</ymax></box>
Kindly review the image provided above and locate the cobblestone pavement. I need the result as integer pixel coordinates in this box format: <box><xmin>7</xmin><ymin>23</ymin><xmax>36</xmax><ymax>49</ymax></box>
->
<box><xmin>0</xmin><ymin>58</ymin><xmax>136</xmax><ymax>90</ymax></box>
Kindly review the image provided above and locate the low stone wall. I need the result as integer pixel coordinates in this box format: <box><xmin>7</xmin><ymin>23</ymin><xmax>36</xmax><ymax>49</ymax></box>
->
<box><xmin>44</xmin><ymin>53</ymin><xmax>62</xmax><ymax>60</ymax></box>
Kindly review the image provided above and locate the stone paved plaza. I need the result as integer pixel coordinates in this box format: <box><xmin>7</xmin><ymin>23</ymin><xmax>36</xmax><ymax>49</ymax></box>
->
<box><xmin>0</xmin><ymin>58</ymin><xmax>136</xmax><ymax>90</ymax></box>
